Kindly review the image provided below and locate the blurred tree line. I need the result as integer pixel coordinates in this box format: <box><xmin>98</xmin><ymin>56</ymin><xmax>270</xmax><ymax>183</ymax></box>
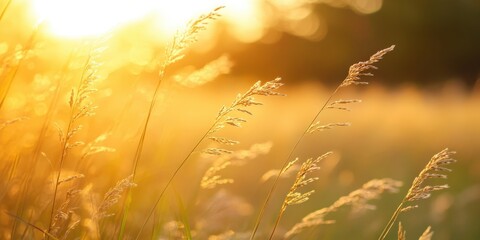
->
<box><xmin>186</xmin><ymin>0</ymin><xmax>480</xmax><ymax>89</ymax></box>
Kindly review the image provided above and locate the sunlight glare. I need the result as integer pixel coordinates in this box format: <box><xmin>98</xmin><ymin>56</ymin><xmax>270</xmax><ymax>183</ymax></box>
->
<box><xmin>30</xmin><ymin>0</ymin><xmax>259</xmax><ymax>40</ymax></box>
<box><xmin>31</xmin><ymin>0</ymin><xmax>148</xmax><ymax>38</ymax></box>
<box><xmin>151</xmin><ymin>1</ymin><xmax>227</xmax><ymax>35</ymax></box>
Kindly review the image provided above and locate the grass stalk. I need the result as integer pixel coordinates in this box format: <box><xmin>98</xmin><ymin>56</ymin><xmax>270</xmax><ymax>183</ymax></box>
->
<box><xmin>251</xmin><ymin>45</ymin><xmax>395</xmax><ymax>239</ymax></box>
<box><xmin>378</xmin><ymin>148</ymin><xmax>456</xmax><ymax>240</ymax></box>
<box><xmin>116</xmin><ymin>8</ymin><xmax>224</xmax><ymax>238</ymax></box>
<box><xmin>46</xmin><ymin>52</ymin><xmax>94</xmax><ymax>238</ymax></box>
<box><xmin>0</xmin><ymin>0</ymin><xmax>12</xmax><ymax>23</ymax></box>
<box><xmin>134</xmin><ymin>122</ymin><xmax>217</xmax><ymax>239</ymax></box>
<box><xmin>12</xmin><ymin>50</ymin><xmax>74</xmax><ymax>238</ymax></box>
<box><xmin>5</xmin><ymin>211</ymin><xmax>60</xmax><ymax>240</ymax></box>
<box><xmin>135</xmin><ymin>77</ymin><xmax>283</xmax><ymax>238</ymax></box>
<box><xmin>0</xmin><ymin>21</ymin><xmax>42</xmax><ymax>109</ymax></box>
<box><xmin>250</xmin><ymin>84</ymin><xmax>339</xmax><ymax>240</ymax></box>
<box><xmin>378</xmin><ymin>201</ymin><xmax>405</xmax><ymax>240</ymax></box>
<box><xmin>116</xmin><ymin>63</ymin><xmax>168</xmax><ymax>240</ymax></box>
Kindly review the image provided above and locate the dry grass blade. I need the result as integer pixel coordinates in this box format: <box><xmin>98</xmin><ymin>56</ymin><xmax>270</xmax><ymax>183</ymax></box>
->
<box><xmin>0</xmin><ymin>0</ymin><xmax>12</xmax><ymax>22</ymax></box>
<box><xmin>4</xmin><ymin>211</ymin><xmax>60</xmax><ymax>240</ymax></box>
<box><xmin>58</xmin><ymin>174</ymin><xmax>84</xmax><ymax>185</ymax></box>
<box><xmin>95</xmin><ymin>175</ymin><xmax>137</xmax><ymax>220</ymax></box>
<box><xmin>397</xmin><ymin>222</ymin><xmax>434</xmax><ymax>240</ymax></box>
<box><xmin>120</xmin><ymin>7</ymin><xmax>225</xmax><ymax>239</ymax></box>
<box><xmin>284</xmin><ymin>153</ymin><xmax>331</xmax><ymax>209</ymax></box>
<box><xmin>398</xmin><ymin>222</ymin><xmax>406</xmax><ymax>240</ymax></box>
<box><xmin>135</xmin><ymin>77</ymin><xmax>283</xmax><ymax>239</ymax></box>
<box><xmin>166</xmin><ymin>6</ymin><xmax>224</xmax><ymax>65</ymax></box>
<box><xmin>340</xmin><ymin>45</ymin><xmax>395</xmax><ymax>87</ymax></box>
<box><xmin>48</xmin><ymin>45</ymin><xmax>103</xmax><ymax>237</ymax></box>
<box><xmin>204</xmin><ymin>148</ymin><xmax>233</xmax><ymax>156</ymax></box>
<box><xmin>205</xmin><ymin>77</ymin><xmax>283</xmax><ymax>157</ymax></box>
<box><xmin>378</xmin><ymin>148</ymin><xmax>456</xmax><ymax>240</ymax></box>
<box><xmin>327</xmin><ymin>99</ymin><xmax>362</xmax><ymax>111</ymax></box>
<box><xmin>211</xmin><ymin>77</ymin><xmax>284</xmax><ymax>128</ymax></box>
<box><xmin>0</xmin><ymin>117</ymin><xmax>27</xmax><ymax>131</ymax></box>
<box><xmin>204</xmin><ymin>77</ymin><xmax>283</xmax><ymax>157</ymax></box>
<box><xmin>419</xmin><ymin>226</ymin><xmax>433</xmax><ymax>240</ymax></box>
<box><xmin>285</xmin><ymin>178</ymin><xmax>402</xmax><ymax>238</ymax></box>
<box><xmin>269</xmin><ymin>152</ymin><xmax>332</xmax><ymax>239</ymax></box>
<box><xmin>208</xmin><ymin>230</ymin><xmax>235</xmax><ymax>240</ymax></box>
<box><xmin>201</xmin><ymin>142</ymin><xmax>272</xmax><ymax>189</ymax></box>
<box><xmin>261</xmin><ymin>162</ymin><xmax>300</xmax><ymax>182</ymax></box>
<box><xmin>402</xmin><ymin>149</ymin><xmax>456</xmax><ymax>206</ymax></box>
<box><xmin>251</xmin><ymin>46</ymin><xmax>395</xmax><ymax>240</ymax></box>
<box><xmin>50</xmin><ymin>189</ymin><xmax>81</xmax><ymax>238</ymax></box>
<box><xmin>174</xmin><ymin>54</ymin><xmax>233</xmax><ymax>87</ymax></box>
<box><xmin>307</xmin><ymin>122</ymin><xmax>351</xmax><ymax>134</ymax></box>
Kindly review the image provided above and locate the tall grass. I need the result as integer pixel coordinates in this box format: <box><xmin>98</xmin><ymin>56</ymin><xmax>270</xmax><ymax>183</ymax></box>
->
<box><xmin>251</xmin><ymin>45</ymin><xmax>395</xmax><ymax>239</ymax></box>
<box><xmin>378</xmin><ymin>148</ymin><xmax>456</xmax><ymax>240</ymax></box>
<box><xmin>0</xmin><ymin>3</ymin><xmax>465</xmax><ymax>240</ymax></box>
<box><xmin>116</xmin><ymin>7</ymin><xmax>224</xmax><ymax>239</ymax></box>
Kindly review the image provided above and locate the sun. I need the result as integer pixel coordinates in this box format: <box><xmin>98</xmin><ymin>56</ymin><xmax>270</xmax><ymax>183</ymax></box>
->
<box><xmin>30</xmin><ymin>0</ymin><xmax>150</xmax><ymax>38</ymax></box>
<box><xmin>29</xmin><ymin>0</ymin><xmax>234</xmax><ymax>38</ymax></box>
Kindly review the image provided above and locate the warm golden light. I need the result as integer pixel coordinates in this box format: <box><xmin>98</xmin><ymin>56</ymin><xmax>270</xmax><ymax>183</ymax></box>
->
<box><xmin>31</xmin><ymin>0</ymin><xmax>148</xmax><ymax>38</ymax></box>
<box><xmin>29</xmin><ymin>0</ymin><xmax>260</xmax><ymax>39</ymax></box>
<box><xmin>151</xmin><ymin>1</ymin><xmax>227</xmax><ymax>35</ymax></box>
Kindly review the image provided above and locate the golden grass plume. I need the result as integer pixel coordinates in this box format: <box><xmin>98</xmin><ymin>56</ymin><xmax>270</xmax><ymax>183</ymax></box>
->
<box><xmin>286</xmin><ymin>178</ymin><xmax>403</xmax><ymax>238</ymax></box>
<box><xmin>378</xmin><ymin>148</ymin><xmax>456</xmax><ymax>240</ymax></box>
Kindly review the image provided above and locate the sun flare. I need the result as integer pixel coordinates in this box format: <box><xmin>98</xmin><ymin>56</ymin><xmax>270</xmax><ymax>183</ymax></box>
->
<box><xmin>29</xmin><ymin>0</ymin><xmax>244</xmax><ymax>38</ymax></box>
<box><xmin>30</xmin><ymin>0</ymin><xmax>150</xmax><ymax>38</ymax></box>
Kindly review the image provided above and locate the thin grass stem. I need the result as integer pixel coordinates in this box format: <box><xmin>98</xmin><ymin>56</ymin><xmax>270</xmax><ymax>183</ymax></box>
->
<box><xmin>378</xmin><ymin>201</ymin><xmax>405</xmax><ymax>240</ymax></box>
<box><xmin>134</xmin><ymin>122</ymin><xmax>218</xmax><ymax>239</ymax></box>
<box><xmin>0</xmin><ymin>0</ymin><xmax>12</xmax><ymax>23</ymax></box>
<box><xmin>12</xmin><ymin>50</ymin><xmax>74</xmax><ymax>238</ymax></box>
<box><xmin>46</xmin><ymin>53</ymin><xmax>92</xmax><ymax>239</ymax></box>
<box><xmin>0</xmin><ymin>21</ymin><xmax>43</xmax><ymax>109</ymax></box>
<box><xmin>250</xmin><ymin>87</ymin><xmax>339</xmax><ymax>240</ymax></box>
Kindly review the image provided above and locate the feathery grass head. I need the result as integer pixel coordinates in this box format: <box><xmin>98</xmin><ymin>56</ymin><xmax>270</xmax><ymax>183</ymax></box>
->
<box><xmin>207</xmin><ymin>230</ymin><xmax>235</xmax><ymax>240</ymax></box>
<box><xmin>398</xmin><ymin>222</ymin><xmax>433</xmax><ymax>240</ymax></box>
<box><xmin>212</xmin><ymin>77</ymin><xmax>284</xmax><ymax>124</ymax></box>
<box><xmin>307</xmin><ymin>122</ymin><xmax>351</xmax><ymax>134</ymax></box>
<box><xmin>419</xmin><ymin>226</ymin><xmax>434</xmax><ymax>240</ymax></box>
<box><xmin>307</xmin><ymin>46</ymin><xmax>394</xmax><ymax>136</ymax></box>
<box><xmin>166</xmin><ymin>6</ymin><xmax>224</xmax><ymax>66</ymax></box>
<box><xmin>327</xmin><ymin>99</ymin><xmax>362</xmax><ymax>111</ymax></box>
<box><xmin>201</xmin><ymin>142</ymin><xmax>272</xmax><ymax>189</ymax></box>
<box><xmin>204</xmin><ymin>78</ymin><xmax>284</xmax><ymax>155</ymax></box>
<box><xmin>398</xmin><ymin>222</ymin><xmax>406</xmax><ymax>240</ymax></box>
<box><xmin>174</xmin><ymin>54</ymin><xmax>233</xmax><ymax>88</ymax></box>
<box><xmin>286</xmin><ymin>178</ymin><xmax>402</xmax><ymax>238</ymax></box>
<box><xmin>401</xmin><ymin>148</ymin><xmax>456</xmax><ymax>211</ymax></box>
<box><xmin>94</xmin><ymin>175</ymin><xmax>137</xmax><ymax>220</ymax></box>
<box><xmin>261</xmin><ymin>163</ymin><xmax>300</xmax><ymax>182</ymax></box>
<box><xmin>378</xmin><ymin>148</ymin><xmax>456</xmax><ymax>240</ymax></box>
<box><xmin>0</xmin><ymin>117</ymin><xmax>27</xmax><ymax>132</ymax></box>
<box><xmin>50</xmin><ymin>187</ymin><xmax>82</xmax><ymax>238</ymax></box>
<box><xmin>340</xmin><ymin>45</ymin><xmax>395</xmax><ymax>88</ymax></box>
<box><xmin>283</xmin><ymin>152</ymin><xmax>332</xmax><ymax>210</ymax></box>
<box><xmin>213</xmin><ymin>77</ymin><xmax>284</xmax><ymax>123</ymax></box>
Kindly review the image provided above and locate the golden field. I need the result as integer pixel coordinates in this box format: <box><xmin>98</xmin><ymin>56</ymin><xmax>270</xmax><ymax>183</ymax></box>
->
<box><xmin>1</xmin><ymin>1</ymin><xmax>479</xmax><ymax>239</ymax></box>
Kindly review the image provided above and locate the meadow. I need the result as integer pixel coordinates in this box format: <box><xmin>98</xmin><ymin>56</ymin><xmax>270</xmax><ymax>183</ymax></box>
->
<box><xmin>1</xmin><ymin>1</ymin><xmax>479</xmax><ymax>240</ymax></box>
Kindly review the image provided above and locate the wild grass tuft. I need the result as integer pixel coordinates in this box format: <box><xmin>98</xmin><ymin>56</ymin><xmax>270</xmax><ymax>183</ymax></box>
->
<box><xmin>135</xmin><ymin>77</ymin><xmax>284</xmax><ymax>239</ymax></box>
<box><xmin>285</xmin><ymin>178</ymin><xmax>403</xmax><ymax>238</ymax></box>
<box><xmin>47</xmin><ymin>45</ymin><xmax>103</xmax><ymax>238</ymax></box>
<box><xmin>378</xmin><ymin>148</ymin><xmax>456</xmax><ymax>240</ymax></box>
<box><xmin>251</xmin><ymin>45</ymin><xmax>395</xmax><ymax>240</ymax></box>
<box><xmin>0</xmin><ymin>3</ymin><xmax>466</xmax><ymax>240</ymax></box>
<box><xmin>201</xmin><ymin>142</ymin><xmax>272</xmax><ymax>189</ymax></box>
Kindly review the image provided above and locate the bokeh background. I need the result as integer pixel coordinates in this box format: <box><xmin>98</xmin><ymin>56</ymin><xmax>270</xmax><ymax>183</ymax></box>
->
<box><xmin>1</xmin><ymin>0</ymin><xmax>479</xmax><ymax>239</ymax></box>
